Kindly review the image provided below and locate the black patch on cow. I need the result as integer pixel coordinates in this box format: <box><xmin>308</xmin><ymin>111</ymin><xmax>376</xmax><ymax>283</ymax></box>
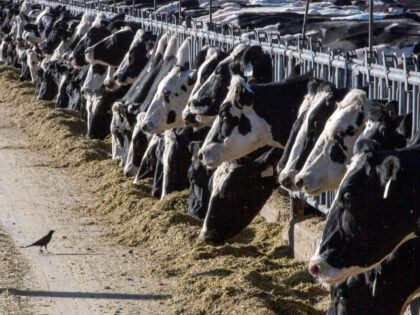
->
<box><xmin>238</xmin><ymin>115</ymin><xmax>252</xmax><ymax>135</ymax></box>
<box><xmin>356</xmin><ymin>112</ymin><xmax>364</xmax><ymax>126</ymax></box>
<box><xmin>181</xmin><ymin>84</ymin><xmax>187</xmax><ymax>92</ymax></box>
<box><xmin>175</xmin><ymin>92</ymin><xmax>179</xmax><ymax>97</ymax></box>
<box><xmin>329</xmin><ymin>143</ymin><xmax>346</xmax><ymax>163</ymax></box>
<box><xmin>167</xmin><ymin>111</ymin><xmax>176</xmax><ymax>124</ymax></box>
<box><xmin>345</xmin><ymin>125</ymin><xmax>355</xmax><ymax>136</ymax></box>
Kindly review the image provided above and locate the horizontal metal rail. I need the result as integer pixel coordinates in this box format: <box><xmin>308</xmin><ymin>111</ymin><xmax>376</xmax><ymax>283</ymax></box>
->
<box><xmin>27</xmin><ymin>0</ymin><xmax>420</xmax><ymax>213</ymax></box>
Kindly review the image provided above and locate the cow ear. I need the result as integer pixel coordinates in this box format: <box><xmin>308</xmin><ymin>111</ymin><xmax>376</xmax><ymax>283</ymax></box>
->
<box><xmin>376</xmin><ymin>156</ymin><xmax>400</xmax><ymax>199</ymax></box>
<box><xmin>384</xmin><ymin>100</ymin><xmax>398</xmax><ymax>117</ymax></box>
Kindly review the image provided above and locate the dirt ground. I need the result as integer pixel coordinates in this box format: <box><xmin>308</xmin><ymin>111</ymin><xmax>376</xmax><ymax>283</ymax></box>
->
<box><xmin>0</xmin><ymin>65</ymin><xmax>329</xmax><ymax>314</ymax></box>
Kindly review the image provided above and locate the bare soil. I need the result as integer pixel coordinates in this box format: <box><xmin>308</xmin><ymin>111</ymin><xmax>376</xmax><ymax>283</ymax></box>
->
<box><xmin>0</xmin><ymin>65</ymin><xmax>329</xmax><ymax>314</ymax></box>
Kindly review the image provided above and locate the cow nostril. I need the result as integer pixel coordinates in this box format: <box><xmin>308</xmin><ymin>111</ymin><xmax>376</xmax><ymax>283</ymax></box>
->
<box><xmin>198</xmin><ymin>152</ymin><xmax>204</xmax><ymax>161</ymax></box>
<box><xmin>85</xmin><ymin>48</ymin><xmax>90</xmax><ymax>55</ymax></box>
<box><xmin>113</xmin><ymin>74</ymin><xmax>118</xmax><ymax>80</ymax></box>
<box><xmin>295</xmin><ymin>178</ymin><xmax>304</xmax><ymax>189</ymax></box>
<box><xmin>309</xmin><ymin>264</ymin><xmax>320</xmax><ymax>277</ymax></box>
<box><xmin>281</xmin><ymin>176</ymin><xmax>292</xmax><ymax>188</ymax></box>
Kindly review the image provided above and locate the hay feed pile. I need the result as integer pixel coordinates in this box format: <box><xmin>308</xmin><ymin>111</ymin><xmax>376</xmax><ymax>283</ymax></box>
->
<box><xmin>0</xmin><ymin>65</ymin><xmax>328</xmax><ymax>314</ymax></box>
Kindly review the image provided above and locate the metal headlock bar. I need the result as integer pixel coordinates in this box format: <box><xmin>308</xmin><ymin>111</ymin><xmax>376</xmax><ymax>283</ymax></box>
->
<box><xmin>27</xmin><ymin>0</ymin><xmax>420</xmax><ymax>214</ymax></box>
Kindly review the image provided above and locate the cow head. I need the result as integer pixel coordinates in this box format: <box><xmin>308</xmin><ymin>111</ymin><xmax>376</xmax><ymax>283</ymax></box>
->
<box><xmin>198</xmin><ymin>76</ymin><xmax>273</xmax><ymax>168</ymax></box>
<box><xmin>25</xmin><ymin>48</ymin><xmax>39</xmax><ymax>81</ymax></box>
<box><xmin>142</xmin><ymin>38</ymin><xmax>196</xmax><ymax>133</ymax></box>
<box><xmin>353</xmin><ymin>102</ymin><xmax>407</xmax><ymax>155</ymax></box>
<box><xmin>279</xmin><ymin>80</ymin><xmax>341</xmax><ymax>190</ymax></box>
<box><xmin>182</xmin><ymin>48</ymin><xmax>228</xmax><ymax>127</ymax></box>
<box><xmin>85</xmin><ymin>26</ymin><xmax>134</xmax><ymax>67</ymax></box>
<box><xmin>308</xmin><ymin>150</ymin><xmax>419</xmax><ymax>284</ymax></box>
<box><xmin>183</xmin><ymin>44</ymin><xmax>248</xmax><ymax>128</ymax></box>
<box><xmin>113</xmin><ymin>29</ymin><xmax>155</xmax><ymax>86</ymax></box>
<box><xmin>69</xmin><ymin>14</ymin><xmax>110</xmax><ymax>68</ymax></box>
<box><xmin>294</xmin><ymin>89</ymin><xmax>369</xmax><ymax>195</ymax></box>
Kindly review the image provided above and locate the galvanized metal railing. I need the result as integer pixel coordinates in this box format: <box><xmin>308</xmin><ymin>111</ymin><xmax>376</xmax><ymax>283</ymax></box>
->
<box><xmin>27</xmin><ymin>0</ymin><xmax>420</xmax><ymax>213</ymax></box>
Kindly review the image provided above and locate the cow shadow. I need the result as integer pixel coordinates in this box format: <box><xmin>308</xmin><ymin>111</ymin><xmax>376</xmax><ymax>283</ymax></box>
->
<box><xmin>0</xmin><ymin>288</ymin><xmax>171</xmax><ymax>300</ymax></box>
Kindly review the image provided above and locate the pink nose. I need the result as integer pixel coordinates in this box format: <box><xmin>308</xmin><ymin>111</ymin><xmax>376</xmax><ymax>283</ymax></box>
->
<box><xmin>308</xmin><ymin>263</ymin><xmax>320</xmax><ymax>277</ymax></box>
<box><xmin>295</xmin><ymin>178</ymin><xmax>304</xmax><ymax>189</ymax></box>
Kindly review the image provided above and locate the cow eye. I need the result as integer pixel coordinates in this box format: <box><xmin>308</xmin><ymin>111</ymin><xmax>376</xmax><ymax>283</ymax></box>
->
<box><xmin>343</xmin><ymin>192</ymin><xmax>352</xmax><ymax>201</ymax></box>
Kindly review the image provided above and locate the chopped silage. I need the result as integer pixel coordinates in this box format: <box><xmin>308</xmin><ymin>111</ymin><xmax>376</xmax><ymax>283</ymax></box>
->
<box><xmin>0</xmin><ymin>65</ymin><xmax>328</xmax><ymax>314</ymax></box>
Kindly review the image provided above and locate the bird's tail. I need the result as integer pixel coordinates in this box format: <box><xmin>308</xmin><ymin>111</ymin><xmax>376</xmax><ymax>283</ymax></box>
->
<box><xmin>21</xmin><ymin>244</ymin><xmax>34</xmax><ymax>248</ymax></box>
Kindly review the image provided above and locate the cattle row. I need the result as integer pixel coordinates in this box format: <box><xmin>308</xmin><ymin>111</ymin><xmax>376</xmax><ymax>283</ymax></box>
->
<box><xmin>1</xmin><ymin>0</ymin><xmax>419</xmax><ymax>313</ymax></box>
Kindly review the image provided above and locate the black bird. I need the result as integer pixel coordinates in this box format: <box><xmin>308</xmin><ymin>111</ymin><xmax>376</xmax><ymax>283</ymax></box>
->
<box><xmin>23</xmin><ymin>230</ymin><xmax>55</xmax><ymax>253</ymax></box>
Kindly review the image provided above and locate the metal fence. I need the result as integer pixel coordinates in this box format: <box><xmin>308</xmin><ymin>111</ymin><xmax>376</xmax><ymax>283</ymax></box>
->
<box><xmin>29</xmin><ymin>0</ymin><xmax>420</xmax><ymax>214</ymax></box>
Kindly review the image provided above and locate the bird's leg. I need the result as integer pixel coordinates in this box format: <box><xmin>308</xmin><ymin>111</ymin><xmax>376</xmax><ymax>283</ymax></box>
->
<box><xmin>39</xmin><ymin>247</ymin><xmax>43</xmax><ymax>253</ymax></box>
<box><xmin>45</xmin><ymin>245</ymin><xmax>49</xmax><ymax>253</ymax></box>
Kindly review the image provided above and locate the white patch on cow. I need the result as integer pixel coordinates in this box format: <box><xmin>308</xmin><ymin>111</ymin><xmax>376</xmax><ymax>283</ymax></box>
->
<box><xmin>104</xmin><ymin>66</ymin><xmax>118</xmax><ymax>90</ymax></box>
<box><xmin>295</xmin><ymin>89</ymin><xmax>370</xmax><ymax>195</ymax></box>
<box><xmin>111</xmin><ymin>102</ymin><xmax>124</xmax><ymax>160</ymax></box>
<box><xmin>51</xmin><ymin>40</ymin><xmax>68</xmax><ymax>61</ymax></box>
<box><xmin>82</xmin><ymin>65</ymin><xmax>106</xmax><ymax>93</ymax></box>
<box><xmin>164</xmin><ymin>33</ymin><xmax>178</xmax><ymax>60</ymax></box>
<box><xmin>26</xmin><ymin>49</ymin><xmax>39</xmax><ymax>82</ymax></box>
<box><xmin>199</xmin><ymin>76</ymin><xmax>276</xmax><ymax>168</ymax></box>
<box><xmin>279</xmin><ymin>88</ymin><xmax>333</xmax><ymax>190</ymax></box>
<box><xmin>75</xmin><ymin>14</ymin><xmax>94</xmax><ymax>38</ymax></box>
<box><xmin>40</xmin><ymin>57</ymin><xmax>51</xmax><ymax>71</ymax></box>
<box><xmin>147</xmin><ymin>32</ymin><xmax>169</xmax><ymax>72</ymax></box>
<box><xmin>161</xmin><ymin>129</ymin><xmax>176</xmax><ymax>199</ymax></box>
<box><xmin>0</xmin><ymin>41</ymin><xmax>7</xmax><ymax>62</ymax></box>
<box><xmin>310</xmin><ymin>232</ymin><xmax>418</xmax><ymax>285</ymax></box>
<box><xmin>142</xmin><ymin>37</ymin><xmax>194</xmax><ymax>133</ymax></box>
<box><xmin>114</xmin><ymin>29</ymin><xmax>145</xmax><ymax>85</ymax></box>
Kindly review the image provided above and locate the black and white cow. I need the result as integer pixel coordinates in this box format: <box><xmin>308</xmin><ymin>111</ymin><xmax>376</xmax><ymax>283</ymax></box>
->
<box><xmin>122</xmin><ymin>33</ymin><xmax>178</xmax><ymax>176</ymax></box>
<box><xmin>294</xmin><ymin>89</ymin><xmax>372</xmax><ymax>195</ymax></box>
<box><xmin>328</xmin><ymin>238</ymin><xmax>420</xmax><ymax>315</ymax></box>
<box><xmin>181</xmin><ymin>47</ymin><xmax>229</xmax><ymax>127</ymax></box>
<box><xmin>113</xmin><ymin>29</ymin><xmax>156</xmax><ymax>86</ymax></box>
<box><xmin>69</xmin><ymin>14</ymin><xmax>111</xmax><ymax>68</ymax></box>
<box><xmin>279</xmin><ymin>80</ymin><xmax>348</xmax><ymax>190</ymax></box>
<box><xmin>85</xmin><ymin>25</ymin><xmax>137</xmax><ymax>68</ymax></box>
<box><xmin>198</xmin><ymin>73</ymin><xmax>312</xmax><ymax>168</ymax></box>
<box><xmin>141</xmin><ymin>38</ymin><xmax>206</xmax><ymax>133</ymax></box>
<box><xmin>184</xmin><ymin>44</ymin><xmax>267</xmax><ymax>128</ymax></box>
<box><xmin>200</xmin><ymin>147</ymin><xmax>283</xmax><ymax>245</ymax></box>
<box><xmin>308</xmin><ymin>146</ymin><xmax>420</xmax><ymax>284</ymax></box>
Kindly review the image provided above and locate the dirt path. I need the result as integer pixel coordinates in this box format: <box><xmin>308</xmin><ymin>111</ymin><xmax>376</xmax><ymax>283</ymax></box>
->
<box><xmin>0</xmin><ymin>105</ymin><xmax>171</xmax><ymax>314</ymax></box>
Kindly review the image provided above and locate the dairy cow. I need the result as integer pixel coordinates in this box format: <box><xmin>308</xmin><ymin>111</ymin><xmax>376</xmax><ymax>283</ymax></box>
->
<box><xmin>142</xmin><ymin>38</ymin><xmax>206</xmax><ymax>133</ymax></box>
<box><xmin>113</xmin><ymin>29</ymin><xmax>156</xmax><ymax>86</ymax></box>
<box><xmin>200</xmin><ymin>147</ymin><xmax>283</xmax><ymax>245</ymax></box>
<box><xmin>294</xmin><ymin>89</ymin><xmax>372</xmax><ymax>195</ymax></box>
<box><xmin>198</xmin><ymin>73</ymin><xmax>312</xmax><ymax>168</ymax></box>
<box><xmin>308</xmin><ymin>146</ymin><xmax>420</xmax><ymax>284</ymax></box>
<box><xmin>182</xmin><ymin>47</ymin><xmax>229</xmax><ymax>127</ymax></box>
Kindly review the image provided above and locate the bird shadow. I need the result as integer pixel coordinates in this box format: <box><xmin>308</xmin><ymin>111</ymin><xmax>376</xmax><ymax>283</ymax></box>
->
<box><xmin>0</xmin><ymin>288</ymin><xmax>171</xmax><ymax>300</ymax></box>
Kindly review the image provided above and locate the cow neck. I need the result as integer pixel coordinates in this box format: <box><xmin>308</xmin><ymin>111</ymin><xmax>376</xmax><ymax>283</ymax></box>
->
<box><xmin>251</xmin><ymin>78</ymin><xmax>311</xmax><ymax>146</ymax></box>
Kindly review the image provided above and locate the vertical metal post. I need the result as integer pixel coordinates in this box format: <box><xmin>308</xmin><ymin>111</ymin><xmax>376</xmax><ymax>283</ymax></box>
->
<box><xmin>179</xmin><ymin>0</ymin><xmax>181</xmax><ymax>20</ymax></box>
<box><xmin>154</xmin><ymin>0</ymin><xmax>156</xmax><ymax>11</ymax></box>
<box><xmin>369</xmin><ymin>0</ymin><xmax>373</xmax><ymax>53</ymax></box>
<box><xmin>209</xmin><ymin>0</ymin><xmax>212</xmax><ymax>24</ymax></box>
<box><xmin>302</xmin><ymin>0</ymin><xmax>310</xmax><ymax>40</ymax></box>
